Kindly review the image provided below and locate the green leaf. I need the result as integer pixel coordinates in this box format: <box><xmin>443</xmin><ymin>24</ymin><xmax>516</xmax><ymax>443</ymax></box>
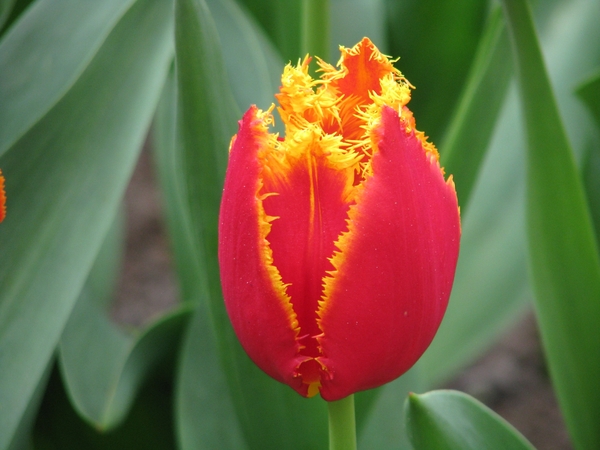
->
<box><xmin>173</xmin><ymin>1</ymin><xmax>328</xmax><ymax>447</ymax></box>
<box><xmin>420</xmin><ymin>0</ymin><xmax>600</xmax><ymax>386</ymax></box>
<box><xmin>502</xmin><ymin>1</ymin><xmax>600</xmax><ymax>448</ymax></box>
<box><xmin>385</xmin><ymin>0</ymin><xmax>489</xmax><ymax>142</ymax></box>
<box><xmin>60</xmin><ymin>303</ymin><xmax>192</xmax><ymax>430</ymax></box>
<box><xmin>237</xmin><ymin>0</ymin><xmax>302</xmax><ymax>63</ymax></box>
<box><xmin>582</xmin><ymin>141</ymin><xmax>600</xmax><ymax>241</ymax></box>
<box><xmin>207</xmin><ymin>0</ymin><xmax>284</xmax><ymax>114</ymax></box>
<box><xmin>420</xmin><ymin>8</ymin><xmax>519</xmax><ymax>382</ymax></box>
<box><xmin>577</xmin><ymin>70</ymin><xmax>600</xmax><ymax>127</ymax></box>
<box><xmin>175</xmin><ymin>307</ymin><xmax>247</xmax><ymax>450</ymax></box>
<box><xmin>58</xmin><ymin>219</ymin><xmax>192</xmax><ymax>430</ymax></box>
<box><xmin>0</xmin><ymin>0</ymin><xmax>16</xmax><ymax>31</ymax></box>
<box><xmin>7</xmin><ymin>356</ymin><xmax>53</xmax><ymax>450</ymax></box>
<box><xmin>405</xmin><ymin>390</ymin><xmax>534</xmax><ymax>450</ymax></box>
<box><xmin>152</xmin><ymin>66</ymin><xmax>203</xmax><ymax>305</ymax></box>
<box><xmin>577</xmin><ymin>71</ymin><xmax>600</xmax><ymax>240</ymax></box>
<box><xmin>0</xmin><ymin>0</ymin><xmax>136</xmax><ymax>156</ymax></box>
<box><xmin>154</xmin><ymin>25</ymin><xmax>241</xmax><ymax>450</ymax></box>
<box><xmin>0</xmin><ymin>0</ymin><xmax>174</xmax><ymax>445</ymax></box>
<box><xmin>174</xmin><ymin>0</ymin><xmax>237</xmax><ymax>305</ymax></box>
<box><xmin>421</xmin><ymin>87</ymin><xmax>533</xmax><ymax>385</ymax></box>
<box><xmin>440</xmin><ymin>6</ymin><xmax>512</xmax><ymax>211</ymax></box>
<box><xmin>33</xmin><ymin>365</ymin><xmax>177</xmax><ymax>450</ymax></box>
<box><xmin>57</xmin><ymin>129</ymin><xmax>191</xmax><ymax>433</ymax></box>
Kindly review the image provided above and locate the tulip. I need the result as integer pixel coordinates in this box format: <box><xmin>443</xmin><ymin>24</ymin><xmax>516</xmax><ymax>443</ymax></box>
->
<box><xmin>218</xmin><ymin>38</ymin><xmax>460</xmax><ymax>401</ymax></box>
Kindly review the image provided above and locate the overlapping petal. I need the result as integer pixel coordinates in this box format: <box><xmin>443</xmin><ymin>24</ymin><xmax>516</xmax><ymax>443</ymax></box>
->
<box><xmin>218</xmin><ymin>38</ymin><xmax>460</xmax><ymax>400</ymax></box>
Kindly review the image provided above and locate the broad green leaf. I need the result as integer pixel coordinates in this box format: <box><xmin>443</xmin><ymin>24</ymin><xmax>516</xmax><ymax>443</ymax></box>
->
<box><xmin>440</xmin><ymin>6</ymin><xmax>512</xmax><ymax>211</ymax></box>
<box><xmin>237</xmin><ymin>0</ymin><xmax>302</xmax><ymax>63</ymax></box>
<box><xmin>421</xmin><ymin>86</ymin><xmax>533</xmax><ymax>385</ymax></box>
<box><xmin>176</xmin><ymin>307</ymin><xmax>247</xmax><ymax>450</ymax></box>
<box><xmin>152</xmin><ymin>66</ymin><xmax>204</xmax><ymax>305</ymax></box>
<box><xmin>405</xmin><ymin>390</ymin><xmax>534</xmax><ymax>450</ymax></box>
<box><xmin>0</xmin><ymin>0</ymin><xmax>174</xmax><ymax>445</ymax></box>
<box><xmin>577</xmin><ymin>71</ymin><xmax>600</xmax><ymax>239</ymax></box>
<box><xmin>207</xmin><ymin>0</ymin><xmax>283</xmax><ymax>113</ymax></box>
<box><xmin>33</xmin><ymin>366</ymin><xmax>177</xmax><ymax>450</ymax></box>
<box><xmin>57</xmin><ymin>110</ymin><xmax>190</xmax><ymax>433</ymax></box>
<box><xmin>0</xmin><ymin>0</ymin><xmax>33</xmax><ymax>36</ymax></box>
<box><xmin>502</xmin><ymin>1</ymin><xmax>600</xmax><ymax>449</ymax></box>
<box><xmin>0</xmin><ymin>0</ymin><xmax>16</xmax><ymax>31</ymax></box>
<box><xmin>420</xmin><ymin>0</ymin><xmax>600</xmax><ymax>386</ymax></box>
<box><xmin>7</xmin><ymin>356</ymin><xmax>53</xmax><ymax>450</ymax></box>
<box><xmin>60</xmin><ymin>303</ymin><xmax>191</xmax><ymax>430</ymax></box>
<box><xmin>173</xmin><ymin>1</ymin><xmax>328</xmax><ymax>447</ymax></box>
<box><xmin>577</xmin><ymin>71</ymin><xmax>600</xmax><ymax>126</ymax></box>
<box><xmin>56</xmin><ymin>208</ymin><xmax>191</xmax><ymax>434</ymax></box>
<box><xmin>174</xmin><ymin>0</ymin><xmax>237</xmax><ymax>305</ymax></box>
<box><xmin>154</xmin><ymin>63</ymin><xmax>247</xmax><ymax>450</ymax></box>
<box><xmin>59</xmin><ymin>226</ymin><xmax>192</xmax><ymax>431</ymax></box>
<box><xmin>582</xmin><ymin>142</ymin><xmax>600</xmax><ymax>241</ymax></box>
<box><xmin>385</xmin><ymin>0</ymin><xmax>489</xmax><ymax>142</ymax></box>
<box><xmin>0</xmin><ymin>0</ymin><xmax>136</xmax><ymax>156</ymax></box>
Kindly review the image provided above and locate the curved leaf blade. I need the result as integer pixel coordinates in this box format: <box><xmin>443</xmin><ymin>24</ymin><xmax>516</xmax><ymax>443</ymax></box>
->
<box><xmin>576</xmin><ymin>70</ymin><xmax>600</xmax><ymax>126</ymax></box>
<box><xmin>0</xmin><ymin>0</ymin><xmax>16</xmax><ymax>31</ymax></box>
<box><xmin>176</xmin><ymin>307</ymin><xmax>247</xmax><ymax>450</ymax></box>
<box><xmin>173</xmin><ymin>1</ymin><xmax>328</xmax><ymax>447</ymax></box>
<box><xmin>0</xmin><ymin>0</ymin><xmax>174</xmax><ymax>445</ymax></box>
<box><xmin>502</xmin><ymin>0</ymin><xmax>600</xmax><ymax>448</ymax></box>
<box><xmin>237</xmin><ymin>0</ymin><xmax>301</xmax><ymax>63</ymax></box>
<box><xmin>154</xmin><ymin>61</ymin><xmax>247</xmax><ymax>450</ymax></box>
<box><xmin>0</xmin><ymin>0</ymin><xmax>136</xmax><ymax>156</ymax></box>
<box><xmin>577</xmin><ymin>71</ymin><xmax>600</xmax><ymax>240</ymax></box>
<box><xmin>207</xmin><ymin>0</ymin><xmax>283</xmax><ymax>113</ymax></box>
<box><xmin>385</xmin><ymin>0</ymin><xmax>489</xmax><ymax>142</ymax></box>
<box><xmin>60</xmin><ymin>265</ymin><xmax>192</xmax><ymax>431</ymax></box>
<box><xmin>33</xmin><ymin>366</ymin><xmax>177</xmax><ymax>449</ymax></box>
<box><xmin>440</xmin><ymin>6</ymin><xmax>512</xmax><ymax>211</ymax></box>
<box><xmin>405</xmin><ymin>390</ymin><xmax>534</xmax><ymax>450</ymax></box>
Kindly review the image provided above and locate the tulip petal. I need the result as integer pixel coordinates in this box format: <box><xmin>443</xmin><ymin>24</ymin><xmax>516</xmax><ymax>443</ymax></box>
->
<box><xmin>317</xmin><ymin>106</ymin><xmax>460</xmax><ymax>400</ymax></box>
<box><xmin>219</xmin><ymin>107</ymin><xmax>305</xmax><ymax>393</ymax></box>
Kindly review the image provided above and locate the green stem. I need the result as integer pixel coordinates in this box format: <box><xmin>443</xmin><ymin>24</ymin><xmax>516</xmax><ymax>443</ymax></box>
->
<box><xmin>328</xmin><ymin>395</ymin><xmax>357</xmax><ymax>450</ymax></box>
<box><xmin>301</xmin><ymin>0</ymin><xmax>329</xmax><ymax>61</ymax></box>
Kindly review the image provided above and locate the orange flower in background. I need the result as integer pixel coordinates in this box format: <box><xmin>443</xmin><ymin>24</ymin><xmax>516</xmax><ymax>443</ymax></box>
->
<box><xmin>0</xmin><ymin>170</ymin><xmax>5</xmax><ymax>223</ymax></box>
<box><xmin>218</xmin><ymin>38</ymin><xmax>460</xmax><ymax>401</ymax></box>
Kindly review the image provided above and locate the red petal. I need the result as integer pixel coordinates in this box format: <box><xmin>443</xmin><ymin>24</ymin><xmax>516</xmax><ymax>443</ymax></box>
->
<box><xmin>218</xmin><ymin>107</ymin><xmax>305</xmax><ymax>393</ymax></box>
<box><xmin>261</xmin><ymin>131</ymin><xmax>354</xmax><ymax>393</ymax></box>
<box><xmin>317</xmin><ymin>106</ymin><xmax>460</xmax><ymax>400</ymax></box>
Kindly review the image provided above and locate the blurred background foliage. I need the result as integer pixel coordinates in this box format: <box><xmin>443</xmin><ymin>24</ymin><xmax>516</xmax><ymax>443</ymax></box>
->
<box><xmin>0</xmin><ymin>0</ymin><xmax>599</xmax><ymax>448</ymax></box>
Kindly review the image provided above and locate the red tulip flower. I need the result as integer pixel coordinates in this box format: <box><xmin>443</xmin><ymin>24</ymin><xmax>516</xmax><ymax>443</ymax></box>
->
<box><xmin>219</xmin><ymin>38</ymin><xmax>460</xmax><ymax>401</ymax></box>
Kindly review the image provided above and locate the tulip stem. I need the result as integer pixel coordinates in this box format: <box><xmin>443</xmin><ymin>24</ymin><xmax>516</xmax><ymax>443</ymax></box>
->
<box><xmin>328</xmin><ymin>394</ymin><xmax>357</xmax><ymax>450</ymax></box>
<box><xmin>301</xmin><ymin>0</ymin><xmax>329</xmax><ymax>61</ymax></box>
